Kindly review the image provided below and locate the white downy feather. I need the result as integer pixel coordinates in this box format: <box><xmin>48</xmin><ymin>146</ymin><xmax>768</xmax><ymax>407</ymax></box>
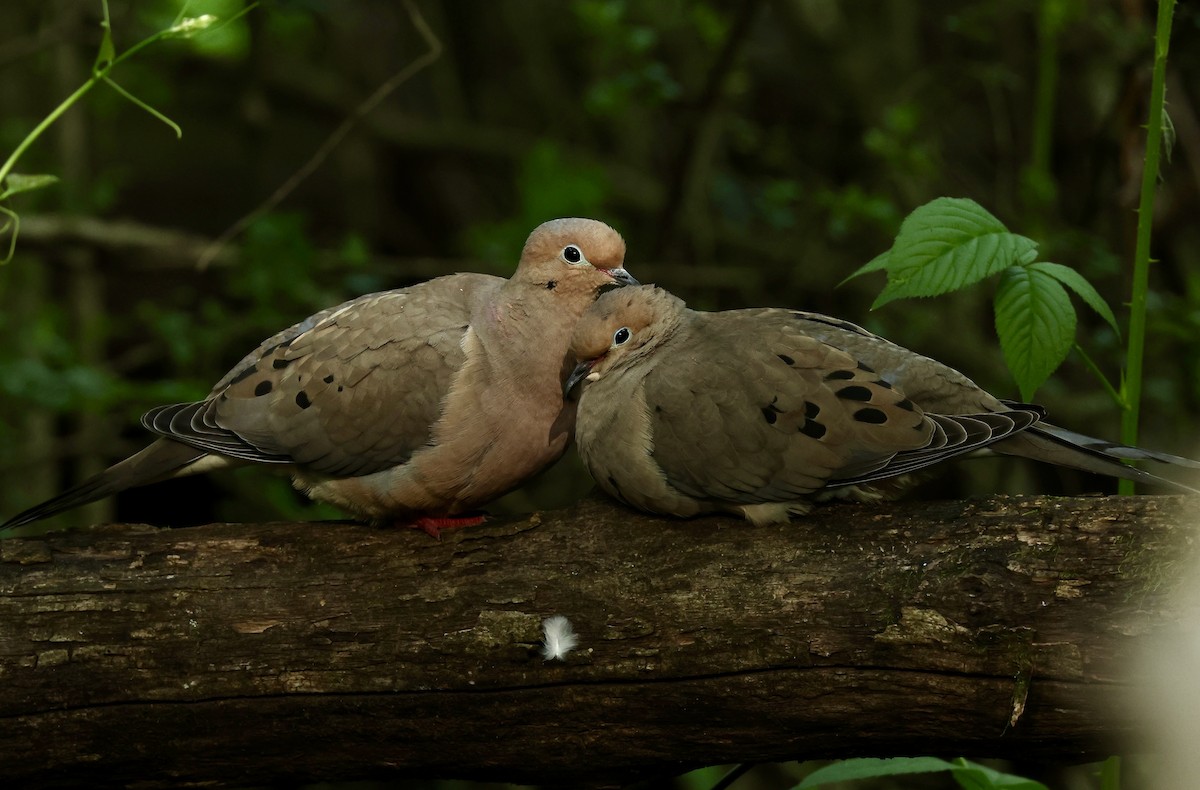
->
<box><xmin>540</xmin><ymin>615</ymin><xmax>579</xmax><ymax>661</ymax></box>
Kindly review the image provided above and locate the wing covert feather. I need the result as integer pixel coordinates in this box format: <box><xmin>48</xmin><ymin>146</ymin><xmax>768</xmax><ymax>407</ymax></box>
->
<box><xmin>144</xmin><ymin>274</ymin><xmax>499</xmax><ymax>476</ymax></box>
<box><xmin>644</xmin><ymin>312</ymin><xmax>931</xmax><ymax>504</ymax></box>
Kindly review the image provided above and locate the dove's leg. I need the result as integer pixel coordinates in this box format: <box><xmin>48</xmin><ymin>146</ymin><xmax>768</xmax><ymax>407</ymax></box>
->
<box><xmin>409</xmin><ymin>513</ymin><xmax>488</xmax><ymax>539</ymax></box>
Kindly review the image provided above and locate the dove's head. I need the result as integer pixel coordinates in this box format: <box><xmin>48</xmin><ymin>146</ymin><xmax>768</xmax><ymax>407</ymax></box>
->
<box><xmin>565</xmin><ymin>285</ymin><xmax>686</xmax><ymax>395</ymax></box>
<box><xmin>515</xmin><ymin>218</ymin><xmax>637</xmax><ymax>294</ymax></box>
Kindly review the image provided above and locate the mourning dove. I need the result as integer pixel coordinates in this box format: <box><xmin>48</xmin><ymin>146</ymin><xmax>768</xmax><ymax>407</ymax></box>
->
<box><xmin>3</xmin><ymin>218</ymin><xmax>636</xmax><ymax>533</ymax></box>
<box><xmin>566</xmin><ymin>285</ymin><xmax>1199</xmax><ymax>525</ymax></box>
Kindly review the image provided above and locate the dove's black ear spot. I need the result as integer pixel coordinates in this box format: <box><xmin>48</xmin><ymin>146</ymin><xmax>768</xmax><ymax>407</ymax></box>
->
<box><xmin>254</xmin><ymin>381</ymin><xmax>273</xmax><ymax>397</ymax></box>
<box><xmin>854</xmin><ymin>407</ymin><xmax>888</xmax><ymax>424</ymax></box>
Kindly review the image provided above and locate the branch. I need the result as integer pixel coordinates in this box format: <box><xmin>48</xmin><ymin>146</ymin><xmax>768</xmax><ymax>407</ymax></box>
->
<box><xmin>0</xmin><ymin>494</ymin><xmax>1193</xmax><ymax>787</ymax></box>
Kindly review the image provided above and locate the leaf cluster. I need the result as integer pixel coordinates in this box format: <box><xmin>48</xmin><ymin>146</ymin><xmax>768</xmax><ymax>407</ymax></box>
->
<box><xmin>849</xmin><ymin>197</ymin><xmax>1118</xmax><ymax>401</ymax></box>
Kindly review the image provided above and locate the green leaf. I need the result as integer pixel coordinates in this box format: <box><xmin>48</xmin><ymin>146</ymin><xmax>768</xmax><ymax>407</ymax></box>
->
<box><xmin>1</xmin><ymin>173</ymin><xmax>60</xmax><ymax>199</ymax></box>
<box><xmin>94</xmin><ymin>18</ymin><xmax>115</xmax><ymax>72</ymax></box>
<box><xmin>839</xmin><ymin>250</ymin><xmax>890</xmax><ymax>287</ymax></box>
<box><xmin>872</xmin><ymin>197</ymin><xmax>1038</xmax><ymax>309</ymax></box>
<box><xmin>1029</xmin><ymin>261</ymin><xmax>1120</xmax><ymax>335</ymax></box>
<box><xmin>794</xmin><ymin>757</ymin><xmax>958</xmax><ymax>787</ymax></box>
<box><xmin>995</xmin><ymin>265</ymin><xmax>1076</xmax><ymax>400</ymax></box>
<box><xmin>951</xmin><ymin>758</ymin><xmax>1049</xmax><ymax>790</ymax></box>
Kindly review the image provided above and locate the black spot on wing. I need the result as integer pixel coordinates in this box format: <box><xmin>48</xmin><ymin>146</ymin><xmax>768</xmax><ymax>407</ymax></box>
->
<box><xmin>836</xmin><ymin>386</ymin><xmax>873</xmax><ymax>401</ymax></box>
<box><xmin>272</xmin><ymin>358</ymin><xmax>291</xmax><ymax>370</ymax></box>
<box><xmin>857</xmin><ymin>361</ymin><xmax>875</xmax><ymax>373</ymax></box>
<box><xmin>896</xmin><ymin>398</ymin><xmax>915</xmax><ymax>411</ymax></box>
<box><xmin>296</xmin><ymin>391</ymin><xmax>312</xmax><ymax>409</ymax></box>
<box><xmin>825</xmin><ymin>370</ymin><xmax>855</xmax><ymax>381</ymax></box>
<box><xmin>800</xmin><ymin>419</ymin><xmax>827</xmax><ymax>439</ymax></box>
<box><xmin>323</xmin><ymin>374</ymin><xmax>335</xmax><ymax>384</ymax></box>
<box><xmin>228</xmin><ymin>365</ymin><xmax>258</xmax><ymax>387</ymax></box>
<box><xmin>777</xmin><ymin>354</ymin><xmax>794</xmax><ymax>366</ymax></box>
<box><xmin>804</xmin><ymin>401</ymin><xmax>820</xmax><ymax>418</ymax></box>
<box><xmin>254</xmin><ymin>380</ymin><xmax>272</xmax><ymax>397</ymax></box>
<box><xmin>854</xmin><ymin>407</ymin><xmax>888</xmax><ymax>424</ymax></box>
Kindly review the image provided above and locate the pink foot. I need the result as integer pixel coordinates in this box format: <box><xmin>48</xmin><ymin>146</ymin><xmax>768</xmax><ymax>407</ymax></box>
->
<box><xmin>409</xmin><ymin>513</ymin><xmax>487</xmax><ymax>539</ymax></box>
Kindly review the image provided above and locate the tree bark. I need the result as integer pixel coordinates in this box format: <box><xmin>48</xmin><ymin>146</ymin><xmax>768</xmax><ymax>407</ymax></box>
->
<box><xmin>0</xmin><ymin>494</ymin><xmax>1195</xmax><ymax>787</ymax></box>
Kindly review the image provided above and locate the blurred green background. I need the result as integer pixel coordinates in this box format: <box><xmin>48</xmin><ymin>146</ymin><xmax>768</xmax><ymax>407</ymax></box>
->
<box><xmin>4</xmin><ymin>0</ymin><xmax>1199</xmax><ymax>533</ymax></box>
<box><xmin>1</xmin><ymin>2</ymin><xmax>1196</xmax><ymax>787</ymax></box>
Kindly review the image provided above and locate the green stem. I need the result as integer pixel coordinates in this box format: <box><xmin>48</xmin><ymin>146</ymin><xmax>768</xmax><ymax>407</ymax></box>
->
<box><xmin>0</xmin><ymin>0</ymin><xmax>222</xmax><ymax>191</ymax></box>
<box><xmin>1119</xmin><ymin>0</ymin><xmax>1175</xmax><ymax>494</ymax></box>
<box><xmin>0</xmin><ymin>78</ymin><xmax>99</xmax><ymax>189</ymax></box>
<box><xmin>1073</xmin><ymin>342</ymin><xmax>1124</xmax><ymax>408</ymax></box>
<box><xmin>1031</xmin><ymin>0</ymin><xmax>1062</xmax><ymax>183</ymax></box>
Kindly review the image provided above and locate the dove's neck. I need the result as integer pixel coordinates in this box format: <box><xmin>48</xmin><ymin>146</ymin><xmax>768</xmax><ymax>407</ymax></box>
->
<box><xmin>477</xmin><ymin>281</ymin><xmax>593</xmax><ymax>382</ymax></box>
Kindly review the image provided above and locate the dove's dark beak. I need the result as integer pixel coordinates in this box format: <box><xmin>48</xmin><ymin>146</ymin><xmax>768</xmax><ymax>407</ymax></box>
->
<box><xmin>564</xmin><ymin>359</ymin><xmax>597</xmax><ymax>397</ymax></box>
<box><xmin>606</xmin><ymin>267</ymin><xmax>638</xmax><ymax>286</ymax></box>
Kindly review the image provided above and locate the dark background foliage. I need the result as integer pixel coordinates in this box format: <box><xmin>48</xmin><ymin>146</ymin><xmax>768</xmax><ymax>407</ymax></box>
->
<box><xmin>0</xmin><ymin>0</ymin><xmax>1197</xmax><ymax>536</ymax></box>
<box><xmin>0</xmin><ymin>3</ymin><xmax>1196</xmax><ymax>787</ymax></box>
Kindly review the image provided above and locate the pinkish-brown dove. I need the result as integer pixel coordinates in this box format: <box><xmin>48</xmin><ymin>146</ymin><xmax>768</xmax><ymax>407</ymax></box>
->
<box><xmin>3</xmin><ymin>218</ymin><xmax>636</xmax><ymax>534</ymax></box>
<box><xmin>565</xmin><ymin>285</ymin><xmax>1199</xmax><ymax>525</ymax></box>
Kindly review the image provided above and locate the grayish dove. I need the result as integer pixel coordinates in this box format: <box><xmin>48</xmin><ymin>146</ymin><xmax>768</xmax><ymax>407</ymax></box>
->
<box><xmin>566</xmin><ymin>285</ymin><xmax>1199</xmax><ymax>525</ymax></box>
<box><xmin>3</xmin><ymin>218</ymin><xmax>636</xmax><ymax>534</ymax></box>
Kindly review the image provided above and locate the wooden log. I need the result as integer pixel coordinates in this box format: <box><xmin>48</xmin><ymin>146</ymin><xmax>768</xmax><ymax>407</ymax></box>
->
<box><xmin>0</xmin><ymin>494</ymin><xmax>1194</xmax><ymax>787</ymax></box>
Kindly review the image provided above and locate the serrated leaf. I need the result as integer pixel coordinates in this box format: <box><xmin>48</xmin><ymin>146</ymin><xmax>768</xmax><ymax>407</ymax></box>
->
<box><xmin>839</xmin><ymin>250</ymin><xmax>890</xmax><ymax>287</ymax></box>
<box><xmin>873</xmin><ymin>197</ymin><xmax>1037</xmax><ymax>308</ymax></box>
<box><xmin>995</xmin><ymin>266</ymin><xmax>1076</xmax><ymax>400</ymax></box>
<box><xmin>1029</xmin><ymin>261</ymin><xmax>1120</xmax><ymax>335</ymax></box>
<box><xmin>794</xmin><ymin>757</ymin><xmax>958</xmax><ymax>788</ymax></box>
<box><xmin>2</xmin><ymin>173</ymin><xmax>60</xmax><ymax>199</ymax></box>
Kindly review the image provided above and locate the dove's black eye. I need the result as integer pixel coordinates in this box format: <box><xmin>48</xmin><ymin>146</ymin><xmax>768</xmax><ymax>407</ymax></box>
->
<box><xmin>613</xmin><ymin>327</ymin><xmax>631</xmax><ymax>345</ymax></box>
<box><xmin>562</xmin><ymin>245</ymin><xmax>583</xmax><ymax>264</ymax></box>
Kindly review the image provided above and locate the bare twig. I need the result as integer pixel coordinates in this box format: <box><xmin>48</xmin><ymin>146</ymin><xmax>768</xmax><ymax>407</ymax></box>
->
<box><xmin>196</xmin><ymin>0</ymin><xmax>443</xmax><ymax>270</ymax></box>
